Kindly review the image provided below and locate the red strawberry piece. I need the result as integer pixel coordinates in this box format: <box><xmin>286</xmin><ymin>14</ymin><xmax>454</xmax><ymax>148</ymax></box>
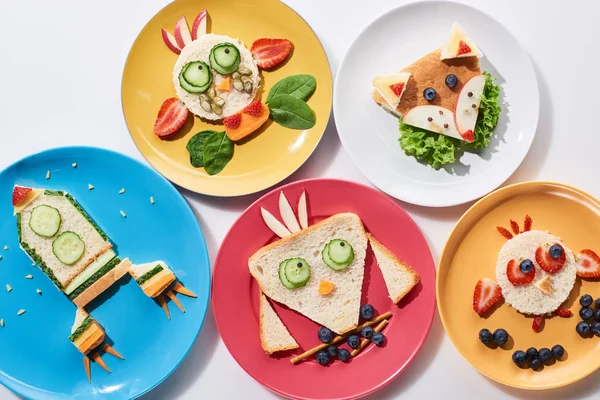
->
<box><xmin>389</xmin><ymin>83</ymin><xmax>405</xmax><ymax>97</ymax></box>
<box><xmin>473</xmin><ymin>278</ymin><xmax>502</xmax><ymax>317</ymax></box>
<box><xmin>536</xmin><ymin>244</ymin><xmax>566</xmax><ymax>274</ymax></box>
<box><xmin>532</xmin><ymin>315</ymin><xmax>544</xmax><ymax>332</ymax></box>
<box><xmin>154</xmin><ymin>98</ymin><xmax>189</xmax><ymax>138</ymax></box>
<box><xmin>12</xmin><ymin>186</ymin><xmax>32</xmax><ymax>206</ymax></box>
<box><xmin>523</xmin><ymin>214</ymin><xmax>532</xmax><ymax>232</ymax></box>
<box><xmin>554</xmin><ymin>308</ymin><xmax>572</xmax><ymax>318</ymax></box>
<box><xmin>510</xmin><ymin>220</ymin><xmax>520</xmax><ymax>235</ymax></box>
<box><xmin>243</xmin><ymin>99</ymin><xmax>262</xmax><ymax>117</ymax></box>
<box><xmin>457</xmin><ymin>40</ymin><xmax>472</xmax><ymax>56</ymax></box>
<box><xmin>251</xmin><ymin>38</ymin><xmax>293</xmax><ymax>69</ymax></box>
<box><xmin>576</xmin><ymin>249</ymin><xmax>600</xmax><ymax>278</ymax></box>
<box><xmin>496</xmin><ymin>226</ymin><xmax>513</xmax><ymax>240</ymax></box>
<box><xmin>461</xmin><ymin>129</ymin><xmax>474</xmax><ymax>142</ymax></box>
<box><xmin>506</xmin><ymin>259</ymin><xmax>534</xmax><ymax>286</ymax></box>
<box><xmin>223</xmin><ymin>113</ymin><xmax>241</xmax><ymax>129</ymax></box>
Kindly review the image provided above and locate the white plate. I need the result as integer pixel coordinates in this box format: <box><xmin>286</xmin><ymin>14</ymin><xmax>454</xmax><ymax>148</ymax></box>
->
<box><xmin>334</xmin><ymin>0</ymin><xmax>539</xmax><ymax>207</ymax></box>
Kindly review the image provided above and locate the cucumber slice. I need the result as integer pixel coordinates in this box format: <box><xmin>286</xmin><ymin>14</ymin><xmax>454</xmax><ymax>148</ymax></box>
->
<box><xmin>179</xmin><ymin>65</ymin><xmax>211</xmax><ymax>94</ymax></box>
<box><xmin>328</xmin><ymin>239</ymin><xmax>354</xmax><ymax>264</ymax></box>
<box><xmin>322</xmin><ymin>242</ymin><xmax>351</xmax><ymax>271</ymax></box>
<box><xmin>279</xmin><ymin>259</ymin><xmax>298</xmax><ymax>289</ymax></box>
<box><xmin>209</xmin><ymin>43</ymin><xmax>241</xmax><ymax>75</ymax></box>
<box><xmin>284</xmin><ymin>258</ymin><xmax>310</xmax><ymax>287</ymax></box>
<box><xmin>29</xmin><ymin>205</ymin><xmax>61</xmax><ymax>237</ymax></box>
<box><xmin>52</xmin><ymin>231</ymin><xmax>85</xmax><ymax>265</ymax></box>
<box><xmin>182</xmin><ymin>61</ymin><xmax>212</xmax><ymax>87</ymax></box>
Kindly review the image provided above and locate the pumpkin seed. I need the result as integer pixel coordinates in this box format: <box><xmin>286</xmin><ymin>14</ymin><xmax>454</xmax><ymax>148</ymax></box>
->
<box><xmin>213</xmin><ymin>96</ymin><xmax>225</xmax><ymax>107</ymax></box>
<box><xmin>201</xmin><ymin>101</ymin><xmax>212</xmax><ymax>112</ymax></box>
<box><xmin>207</xmin><ymin>87</ymin><xmax>216</xmax><ymax>99</ymax></box>
<box><xmin>211</xmin><ymin>104</ymin><xmax>223</xmax><ymax>115</ymax></box>
<box><xmin>240</xmin><ymin>76</ymin><xmax>252</xmax><ymax>84</ymax></box>
<box><xmin>199</xmin><ymin>94</ymin><xmax>210</xmax><ymax>103</ymax></box>
<box><xmin>233</xmin><ymin>79</ymin><xmax>244</xmax><ymax>91</ymax></box>
<box><xmin>238</xmin><ymin>67</ymin><xmax>252</xmax><ymax>76</ymax></box>
<box><xmin>232</xmin><ymin>72</ymin><xmax>241</xmax><ymax>80</ymax></box>
<box><xmin>243</xmin><ymin>81</ymin><xmax>253</xmax><ymax>94</ymax></box>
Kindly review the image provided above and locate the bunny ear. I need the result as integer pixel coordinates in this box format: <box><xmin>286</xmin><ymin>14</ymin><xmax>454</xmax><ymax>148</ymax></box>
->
<box><xmin>297</xmin><ymin>191</ymin><xmax>308</xmax><ymax>230</ymax></box>
<box><xmin>279</xmin><ymin>192</ymin><xmax>301</xmax><ymax>233</ymax></box>
<box><xmin>261</xmin><ymin>207</ymin><xmax>291</xmax><ymax>238</ymax></box>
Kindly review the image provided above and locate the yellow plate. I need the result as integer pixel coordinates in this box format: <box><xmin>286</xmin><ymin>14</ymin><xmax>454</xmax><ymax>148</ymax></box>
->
<box><xmin>438</xmin><ymin>181</ymin><xmax>600</xmax><ymax>390</ymax></box>
<box><xmin>121</xmin><ymin>0</ymin><xmax>332</xmax><ymax>196</ymax></box>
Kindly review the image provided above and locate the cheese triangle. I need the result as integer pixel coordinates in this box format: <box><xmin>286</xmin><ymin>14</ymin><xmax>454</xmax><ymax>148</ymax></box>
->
<box><xmin>440</xmin><ymin>22</ymin><xmax>482</xmax><ymax>60</ymax></box>
<box><xmin>372</xmin><ymin>72</ymin><xmax>411</xmax><ymax>110</ymax></box>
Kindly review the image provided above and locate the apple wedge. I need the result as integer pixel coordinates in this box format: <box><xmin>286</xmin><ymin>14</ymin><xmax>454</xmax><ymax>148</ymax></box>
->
<box><xmin>191</xmin><ymin>10</ymin><xmax>208</xmax><ymax>40</ymax></box>
<box><xmin>403</xmin><ymin>106</ymin><xmax>463</xmax><ymax>141</ymax></box>
<box><xmin>279</xmin><ymin>192</ymin><xmax>301</xmax><ymax>233</ymax></box>
<box><xmin>174</xmin><ymin>16</ymin><xmax>192</xmax><ymax>49</ymax></box>
<box><xmin>454</xmin><ymin>74</ymin><xmax>486</xmax><ymax>142</ymax></box>
<box><xmin>261</xmin><ymin>207</ymin><xmax>291</xmax><ymax>238</ymax></box>
<box><xmin>161</xmin><ymin>28</ymin><xmax>182</xmax><ymax>55</ymax></box>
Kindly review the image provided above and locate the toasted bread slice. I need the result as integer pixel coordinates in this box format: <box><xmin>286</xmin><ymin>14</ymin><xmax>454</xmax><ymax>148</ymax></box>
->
<box><xmin>70</xmin><ymin>309</ymin><xmax>105</xmax><ymax>354</ymax></box>
<box><xmin>72</xmin><ymin>258</ymin><xmax>132</xmax><ymax>308</ymax></box>
<box><xmin>129</xmin><ymin>261</ymin><xmax>176</xmax><ymax>298</ymax></box>
<box><xmin>249</xmin><ymin>213</ymin><xmax>367</xmax><ymax>334</ymax></box>
<box><xmin>367</xmin><ymin>233</ymin><xmax>420</xmax><ymax>304</ymax></box>
<box><xmin>259</xmin><ymin>293</ymin><xmax>298</xmax><ymax>354</ymax></box>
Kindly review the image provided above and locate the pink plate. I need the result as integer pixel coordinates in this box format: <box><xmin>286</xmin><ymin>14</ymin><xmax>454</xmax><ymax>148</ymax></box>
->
<box><xmin>212</xmin><ymin>179</ymin><xmax>436</xmax><ymax>399</ymax></box>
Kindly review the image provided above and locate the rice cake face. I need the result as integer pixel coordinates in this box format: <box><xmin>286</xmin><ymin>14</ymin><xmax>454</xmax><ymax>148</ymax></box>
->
<box><xmin>495</xmin><ymin>230</ymin><xmax>577</xmax><ymax>316</ymax></box>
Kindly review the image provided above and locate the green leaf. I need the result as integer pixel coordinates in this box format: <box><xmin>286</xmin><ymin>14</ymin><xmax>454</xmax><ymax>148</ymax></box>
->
<box><xmin>266</xmin><ymin>74</ymin><xmax>316</xmax><ymax>103</ymax></box>
<box><xmin>203</xmin><ymin>131</ymin><xmax>234</xmax><ymax>175</ymax></box>
<box><xmin>268</xmin><ymin>94</ymin><xmax>316</xmax><ymax>129</ymax></box>
<box><xmin>186</xmin><ymin>130</ymin><xmax>218</xmax><ymax>167</ymax></box>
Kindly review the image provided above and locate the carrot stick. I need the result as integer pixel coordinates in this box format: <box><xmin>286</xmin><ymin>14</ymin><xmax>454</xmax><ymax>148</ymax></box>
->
<box><xmin>351</xmin><ymin>319</ymin><xmax>388</xmax><ymax>357</ymax></box>
<box><xmin>290</xmin><ymin>311</ymin><xmax>392</xmax><ymax>364</ymax></box>
<box><xmin>166</xmin><ymin>290</ymin><xmax>185</xmax><ymax>313</ymax></box>
<box><xmin>83</xmin><ymin>356</ymin><xmax>91</xmax><ymax>382</ymax></box>
<box><xmin>157</xmin><ymin>294</ymin><xmax>170</xmax><ymax>320</ymax></box>
<box><xmin>172</xmin><ymin>282</ymin><xmax>197</xmax><ymax>298</ymax></box>
<box><xmin>91</xmin><ymin>352</ymin><xmax>111</xmax><ymax>373</ymax></box>
<box><xmin>102</xmin><ymin>343</ymin><xmax>124</xmax><ymax>360</ymax></box>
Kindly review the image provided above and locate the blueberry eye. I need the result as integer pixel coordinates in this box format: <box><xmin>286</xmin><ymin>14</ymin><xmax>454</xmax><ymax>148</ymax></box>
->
<box><xmin>549</xmin><ymin>244</ymin><xmax>563</xmax><ymax>259</ymax></box>
<box><xmin>445</xmin><ymin>74</ymin><xmax>458</xmax><ymax>88</ymax></box>
<box><xmin>519</xmin><ymin>259</ymin><xmax>534</xmax><ymax>274</ymax></box>
<box><xmin>423</xmin><ymin>87</ymin><xmax>436</xmax><ymax>101</ymax></box>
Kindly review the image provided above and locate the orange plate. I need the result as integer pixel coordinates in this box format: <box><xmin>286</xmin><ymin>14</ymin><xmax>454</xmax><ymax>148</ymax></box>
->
<box><xmin>438</xmin><ymin>181</ymin><xmax>600</xmax><ymax>390</ymax></box>
<box><xmin>121</xmin><ymin>0</ymin><xmax>332</xmax><ymax>196</ymax></box>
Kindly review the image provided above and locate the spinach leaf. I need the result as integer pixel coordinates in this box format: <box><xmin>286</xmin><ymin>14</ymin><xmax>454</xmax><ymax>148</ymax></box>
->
<box><xmin>186</xmin><ymin>130</ymin><xmax>218</xmax><ymax>167</ymax></box>
<box><xmin>203</xmin><ymin>131</ymin><xmax>234</xmax><ymax>175</ymax></box>
<box><xmin>266</xmin><ymin>74</ymin><xmax>316</xmax><ymax>104</ymax></box>
<box><xmin>268</xmin><ymin>94</ymin><xmax>316</xmax><ymax>129</ymax></box>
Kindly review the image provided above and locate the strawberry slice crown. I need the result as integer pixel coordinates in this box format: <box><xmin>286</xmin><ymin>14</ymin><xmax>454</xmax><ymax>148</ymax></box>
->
<box><xmin>12</xmin><ymin>185</ymin><xmax>33</xmax><ymax>206</ymax></box>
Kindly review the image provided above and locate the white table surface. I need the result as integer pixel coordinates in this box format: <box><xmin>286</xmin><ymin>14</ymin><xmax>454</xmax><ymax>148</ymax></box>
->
<box><xmin>0</xmin><ymin>0</ymin><xmax>598</xmax><ymax>398</ymax></box>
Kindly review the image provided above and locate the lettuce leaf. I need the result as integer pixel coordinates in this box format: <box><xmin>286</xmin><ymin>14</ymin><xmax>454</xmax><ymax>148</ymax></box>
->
<box><xmin>397</xmin><ymin>71</ymin><xmax>501</xmax><ymax>168</ymax></box>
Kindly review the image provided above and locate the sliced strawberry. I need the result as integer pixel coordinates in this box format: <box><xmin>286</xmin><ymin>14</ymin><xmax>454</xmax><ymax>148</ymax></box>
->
<box><xmin>554</xmin><ymin>308</ymin><xmax>572</xmax><ymax>318</ymax></box>
<box><xmin>462</xmin><ymin>129</ymin><xmax>474</xmax><ymax>142</ymax></box>
<box><xmin>473</xmin><ymin>278</ymin><xmax>502</xmax><ymax>317</ymax></box>
<box><xmin>536</xmin><ymin>244</ymin><xmax>566</xmax><ymax>274</ymax></box>
<box><xmin>389</xmin><ymin>82</ymin><xmax>405</xmax><ymax>97</ymax></box>
<box><xmin>497</xmin><ymin>226</ymin><xmax>513</xmax><ymax>240</ymax></box>
<box><xmin>243</xmin><ymin>99</ymin><xmax>262</xmax><ymax>117</ymax></box>
<box><xmin>223</xmin><ymin>113</ymin><xmax>241</xmax><ymax>129</ymax></box>
<box><xmin>12</xmin><ymin>186</ymin><xmax>32</xmax><ymax>206</ymax></box>
<box><xmin>532</xmin><ymin>315</ymin><xmax>544</xmax><ymax>332</ymax></box>
<box><xmin>154</xmin><ymin>98</ymin><xmax>189</xmax><ymax>138</ymax></box>
<box><xmin>457</xmin><ymin>40</ymin><xmax>472</xmax><ymax>56</ymax></box>
<box><xmin>506</xmin><ymin>259</ymin><xmax>534</xmax><ymax>286</ymax></box>
<box><xmin>251</xmin><ymin>38</ymin><xmax>293</xmax><ymax>69</ymax></box>
<box><xmin>523</xmin><ymin>214</ymin><xmax>532</xmax><ymax>232</ymax></box>
<box><xmin>510</xmin><ymin>220</ymin><xmax>520</xmax><ymax>235</ymax></box>
<box><xmin>576</xmin><ymin>249</ymin><xmax>600</xmax><ymax>278</ymax></box>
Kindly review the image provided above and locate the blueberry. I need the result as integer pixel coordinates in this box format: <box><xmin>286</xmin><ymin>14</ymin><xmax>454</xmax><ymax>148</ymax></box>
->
<box><xmin>576</xmin><ymin>321</ymin><xmax>591</xmax><ymax>336</ymax></box>
<box><xmin>549</xmin><ymin>244</ymin><xmax>563</xmax><ymax>259</ymax></box>
<box><xmin>316</xmin><ymin>350</ymin><xmax>330</xmax><ymax>366</ymax></box>
<box><xmin>552</xmin><ymin>345</ymin><xmax>565</xmax><ymax>359</ymax></box>
<box><xmin>519</xmin><ymin>259</ymin><xmax>534</xmax><ymax>274</ymax></box>
<box><xmin>592</xmin><ymin>321</ymin><xmax>600</xmax><ymax>337</ymax></box>
<box><xmin>479</xmin><ymin>328</ymin><xmax>493</xmax><ymax>344</ymax></box>
<box><xmin>594</xmin><ymin>309</ymin><xmax>600</xmax><ymax>322</ymax></box>
<box><xmin>580</xmin><ymin>294</ymin><xmax>593</xmax><ymax>307</ymax></box>
<box><xmin>580</xmin><ymin>307</ymin><xmax>594</xmax><ymax>320</ymax></box>
<box><xmin>595</xmin><ymin>298</ymin><xmax>600</xmax><ymax>309</ymax></box>
<box><xmin>493</xmin><ymin>329</ymin><xmax>509</xmax><ymax>345</ymax></box>
<box><xmin>318</xmin><ymin>327</ymin><xmax>333</xmax><ymax>343</ymax></box>
<box><xmin>445</xmin><ymin>74</ymin><xmax>458</xmax><ymax>88</ymax></box>
<box><xmin>512</xmin><ymin>350</ymin><xmax>527</xmax><ymax>366</ymax></box>
<box><xmin>526</xmin><ymin>347</ymin><xmax>538</xmax><ymax>360</ymax></box>
<box><xmin>529</xmin><ymin>358</ymin><xmax>542</xmax><ymax>370</ymax></box>
<box><xmin>538</xmin><ymin>348</ymin><xmax>552</xmax><ymax>362</ymax></box>
<box><xmin>360</xmin><ymin>304</ymin><xmax>375</xmax><ymax>320</ymax></box>
<box><xmin>327</xmin><ymin>344</ymin><xmax>338</xmax><ymax>357</ymax></box>
<box><xmin>338</xmin><ymin>348</ymin><xmax>351</xmax><ymax>362</ymax></box>
<box><xmin>372</xmin><ymin>332</ymin><xmax>385</xmax><ymax>346</ymax></box>
<box><xmin>360</xmin><ymin>326</ymin><xmax>374</xmax><ymax>339</ymax></box>
<box><xmin>423</xmin><ymin>87</ymin><xmax>436</xmax><ymax>101</ymax></box>
<box><xmin>347</xmin><ymin>334</ymin><xmax>360</xmax><ymax>349</ymax></box>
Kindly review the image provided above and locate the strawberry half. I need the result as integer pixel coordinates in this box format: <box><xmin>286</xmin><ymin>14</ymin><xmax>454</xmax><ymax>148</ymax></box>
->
<box><xmin>506</xmin><ymin>259</ymin><xmax>534</xmax><ymax>286</ymax></box>
<box><xmin>554</xmin><ymin>308</ymin><xmax>572</xmax><ymax>318</ymax></box>
<box><xmin>251</xmin><ymin>38</ymin><xmax>293</xmax><ymax>69</ymax></box>
<box><xmin>462</xmin><ymin>129</ymin><xmax>474</xmax><ymax>142</ymax></box>
<box><xmin>223</xmin><ymin>113</ymin><xmax>241</xmax><ymax>129</ymax></box>
<box><xmin>473</xmin><ymin>278</ymin><xmax>502</xmax><ymax>317</ymax></box>
<box><xmin>457</xmin><ymin>40</ymin><xmax>472</xmax><ymax>56</ymax></box>
<box><xmin>496</xmin><ymin>226</ymin><xmax>513</xmax><ymax>240</ymax></box>
<box><xmin>532</xmin><ymin>315</ymin><xmax>544</xmax><ymax>332</ymax></box>
<box><xmin>12</xmin><ymin>186</ymin><xmax>32</xmax><ymax>206</ymax></box>
<box><xmin>576</xmin><ymin>249</ymin><xmax>600</xmax><ymax>278</ymax></box>
<box><xmin>510</xmin><ymin>220</ymin><xmax>520</xmax><ymax>235</ymax></box>
<box><xmin>523</xmin><ymin>214</ymin><xmax>532</xmax><ymax>232</ymax></box>
<box><xmin>243</xmin><ymin>99</ymin><xmax>262</xmax><ymax>117</ymax></box>
<box><xmin>535</xmin><ymin>244</ymin><xmax>566</xmax><ymax>274</ymax></box>
<box><xmin>389</xmin><ymin>83</ymin><xmax>405</xmax><ymax>97</ymax></box>
<box><xmin>154</xmin><ymin>98</ymin><xmax>189</xmax><ymax>138</ymax></box>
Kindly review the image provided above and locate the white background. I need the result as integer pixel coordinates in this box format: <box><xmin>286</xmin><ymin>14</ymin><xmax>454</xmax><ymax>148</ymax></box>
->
<box><xmin>0</xmin><ymin>0</ymin><xmax>598</xmax><ymax>399</ymax></box>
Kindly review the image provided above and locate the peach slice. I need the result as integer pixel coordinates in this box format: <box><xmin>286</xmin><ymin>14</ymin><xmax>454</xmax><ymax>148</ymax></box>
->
<box><xmin>225</xmin><ymin>103</ymin><xmax>270</xmax><ymax>141</ymax></box>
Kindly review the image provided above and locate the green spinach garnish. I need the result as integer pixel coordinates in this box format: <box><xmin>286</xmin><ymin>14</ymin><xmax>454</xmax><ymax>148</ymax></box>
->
<box><xmin>267</xmin><ymin>94</ymin><xmax>316</xmax><ymax>130</ymax></box>
<box><xmin>266</xmin><ymin>74</ymin><xmax>316</xmax><ymax>103</ymax></box>
<box><xmin>203</xmin><ymin>131</ymin><xmax>234</xmax><ymax>175</ymax></box>
<box><xmin>186</xmin><ymin>130</ymin><xmax>219</xmax><ymax>168</ymax></box>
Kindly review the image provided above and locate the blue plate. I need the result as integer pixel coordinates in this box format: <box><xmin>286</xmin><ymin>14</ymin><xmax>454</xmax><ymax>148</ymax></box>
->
<box><xmin>0</xmin><ymin>147</ymin><xmax>210</xmax><ymax>399</ymax></box>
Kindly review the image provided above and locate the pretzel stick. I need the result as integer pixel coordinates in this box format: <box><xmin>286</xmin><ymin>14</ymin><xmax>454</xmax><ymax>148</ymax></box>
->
<box><xmin>290</xmin><ymin>311</ymin><xmax>392</xmax><ymax>364</ymax></box>
<box><xmin>351</xmin><ymin>319</ymin><xmax>388</xmax><ymax>357</ymax></box>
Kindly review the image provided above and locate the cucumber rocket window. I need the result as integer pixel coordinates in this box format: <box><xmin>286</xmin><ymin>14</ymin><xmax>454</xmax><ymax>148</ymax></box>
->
<box><xmin>209</xmin><ymin>43</ymin><xmax>241</xmax><ymax>75</ymax></box>
<box><xmin>279</xmin><ymin>258</ymin><xmax>310</xmax><ymax>289</ymax></box>
<box><xmin>322</xmin><ymin>239</ymin><xmax>354</xmax><ymax>271</ymax></box>
<box><xmin>52</xmin><ymin>231</ymin><xmax>85</xmax><ymax>265</ymax></box>
<box><xmin>29</xmin><ymin>204</ymin><xmax>61</xmax><ymax>237</ymax></box>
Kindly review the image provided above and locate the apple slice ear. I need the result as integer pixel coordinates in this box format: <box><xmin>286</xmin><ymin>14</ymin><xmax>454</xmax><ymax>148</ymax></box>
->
<box><xmin>161</xmin><ymin>28</ymin><xmax>181</xmax><ymax>55</ymax></box>
<box><xmin>173</xmin><ymin>16</ymin><xmax>192</xmax><ymax>48</ymax></box>
<box><xmin>191</xmin><ymin>10</ymin><xmax>208</xmax><ymax>40</ymax></box>
<box><xmin>454</xmin><ymin>74</ymin><xmax>486</xmax><ymax>141</ymax></box>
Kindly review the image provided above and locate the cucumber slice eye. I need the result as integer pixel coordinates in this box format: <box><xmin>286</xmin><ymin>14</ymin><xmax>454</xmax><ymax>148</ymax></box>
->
<box><xmin>322</xmin><ymin>239</ymin><xmax>354</xmax><ymax>271</ymax></box>
<box><xmin>209</xmin><ymin>43</ymin><xmax>241</xmax><ymax>75</ymax></box>
<box><xmin>179</xmin><ymin>62</ymin><xmax>212</xmax><ymax>94</ymax></box>
<box><xmin>29</xmin><ymin>205</ymin><xmax>61</xmax><ymax>237</ymax></box>
<box><xmin>279</xmin><ymin>258</ymin><xmax>310</xmax><ymax>288</ymax></box>
<box><xmin>52</xmin><ymin>231</ymin><xmax>85</xmax><ymax>265</ymax></box>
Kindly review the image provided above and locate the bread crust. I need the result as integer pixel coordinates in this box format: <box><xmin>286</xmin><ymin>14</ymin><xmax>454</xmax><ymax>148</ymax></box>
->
<box><xmin>73</xmin><ymin>258</ymin><xmax>132</xmax><ymax>308</ymax></box>
<box><xmin>259</xmin><ymin>293</ymin><xmax>298</xmax><ymax>355</ymax></box>
<box><xmin>61</xmin><ymin>243</ymin><xmax>113</xmax><ymax>287</ymax></box>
